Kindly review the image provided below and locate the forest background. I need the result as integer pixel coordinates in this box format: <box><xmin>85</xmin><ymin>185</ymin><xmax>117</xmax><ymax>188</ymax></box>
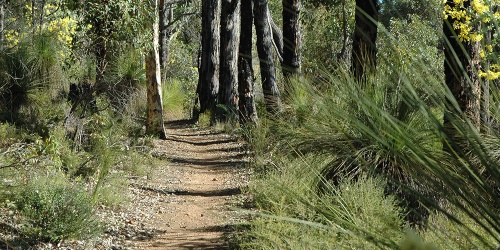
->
<box><xmin>0</xmin><ymin>0</ymin><xmax>499</xmax><ymax>249</ymax></box>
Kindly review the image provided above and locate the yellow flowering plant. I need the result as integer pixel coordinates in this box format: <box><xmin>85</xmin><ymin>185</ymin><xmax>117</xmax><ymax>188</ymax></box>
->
<box><xmin>444</xmin><ymin>0</ymin><xmax>500</xmax><ymax>80</ymax></box>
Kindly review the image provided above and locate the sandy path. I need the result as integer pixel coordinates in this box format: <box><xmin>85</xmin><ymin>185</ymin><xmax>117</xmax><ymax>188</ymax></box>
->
<box><xmin>129</xmin><ymin>121</ymin><xmax>250</xmax><ymax>249</ymax></box>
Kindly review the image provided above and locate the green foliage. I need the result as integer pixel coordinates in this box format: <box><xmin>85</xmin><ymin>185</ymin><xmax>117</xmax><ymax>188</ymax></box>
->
<box><xmin>422</xmin><ymin>205</ymin><xmax>499</xmax><ymax>249</ymax></box>
<box><xmin>0</xmin><ymin>45</ymin><xmax>38</xmax><ymax>122</ymax></box>
<box><xmin>241</xmin><ymin>151</ymin><xmax>407</xmax><ymax>249</ymax></box>
<box><xmin>163</xmin><ymin>78</ymin><xmax>189</xmax><ymax>119</ymax></box>
<box><xmin>378</xmin><ymin>15</ymin><xmax>443</xmax><ymax>91</ymax></box>
<box><xmin>106</xmin><ymin>46</ymin><xmax>145</xmax><ymax>111</ymax></box>
<box><xmin>301</xmin><ymin>4</ymin><xmax>354</xmax><ymax>73</ymax></box>
<box><xmin>15</xmin><ymin>172</ymin><xmax>101</xmax><ymax>242</ymax></box>
<box><xmin>0</xmin><ymin>122</ymin><xmax>21</xmax><ymax>147</ymax></box>
<box><xmin>380</xmin><ymin>0</ymin><xmax>442</xmax><ymax>28</ymax></box>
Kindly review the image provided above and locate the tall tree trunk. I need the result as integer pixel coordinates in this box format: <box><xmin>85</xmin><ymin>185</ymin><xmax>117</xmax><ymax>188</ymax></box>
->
<box><xmin>146</xmin><ymin>0</ymin><xmax>167</xmax><ymax>139</ymax></box>
<box><xmin>254</xmin><ymin>0</ymin><xmax>282</xmax><ymax>114</ymax></box>
<box><xmin>1</xmin><ymin>0</ymin><xmax>5</xmax><ymax>50</ymax></box>
<box><xmin>443</xmin><ymin>0</ymin><xmax>481</xmax><ymax>150</ymax></box>
<box><xmin>482</xmin><ymin>26</ymin><xmax>492</xmax><ymax>131</ymax></box>
<box><xmin>238</xmin><ymin>0</ymin><xmax>257</xmax><ymax>124</ymax></box>
<box><xmin>219</xmin><ymin>0</ymin><xmax>240</xmax><ymax>122</ymax></box>
<box><xmin>159</xmin><ymin>0</ymin><xmax>167</xmax><ymax>79</ymax></box>
<box><xmin>197</xmin><ymin>0</ymin><xmax>221</xmax><ymax>115</ymax></box>
<box><xmin>282</xmin><ymin>0</ymin><xmax>301</xmax><ymax>78</ymax></box>
<box><xmin>340</xmin><ymin>0</ymin><xmax>348</xmax><ymax>60</ymax></box>
<box><xmin>351</xmin><ymin>0</ymin><xmax>379</xmax><ymax>81</ymax></box>
<box><xmin>159</xmin><ymin>0</ymin><xmax>174</xmax><ymax>82</ymax></box>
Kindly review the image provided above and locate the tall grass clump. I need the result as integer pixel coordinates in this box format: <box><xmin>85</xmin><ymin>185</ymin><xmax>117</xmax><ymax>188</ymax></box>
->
<box><xmin>240</xmin><ymin>56</ymin><xmax>499</xmax><ymax>248</ymax></box>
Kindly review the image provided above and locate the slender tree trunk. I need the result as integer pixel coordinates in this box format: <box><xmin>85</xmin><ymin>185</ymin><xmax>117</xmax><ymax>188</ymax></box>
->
<box><xmin>443</xmin><ymin>0</ymin><xmax>481</xmax><ymax>149</ymax></box>
<box><xmin>159</xmin><ymin>0</ymin><xmax>167</xmax><ymax>78</ymax></box>
<box><xmin>95</xmin><ymin>33</ymin><xmax>107</xmax><ymax>93</ymax></box>
<box><xmin>254</xmin><ymin>0</ymin><xmax>282</xmax><ymax>114</ymax></box>
<box><xmin>340</xmin><ymin>0</ymin><xmax>348</xmax><ymax>60</ymax></box>
<box><xmin>146</xmin><ymin>0</ymin><xmax>167</xmax><ymax>139</ymax></box>
<box><xmin>282</xmin><ymin>0</ymin><xmax>301</xmax><ymax>78</ymax></box>
<box><xmin>238</xmin><ymin>0</ymin><xmax>257</xmax><ymax>124</ymax></box>
<box><xmin>159</xmin><ymin>0</ymin><xmax>174</xmax><ymax>81</ymax></box>
<box><xmin>1</xmin><ymin>0</ymin><xmax>5</xmax><ymax>50</ymax></box>
<box><xmin>197</xmin><ymin>0</ymin><xmax>221</xmax><ymax>115</ymax></box>
<box><xmin>351</xmin><ymin>0</ymin><xmax>379</xmax><ymax>81</ymax></box>
<box><xmin>482</xmin><ymin>27</ymin><xmax>492</xmax><ymax>131</ymax></box>
<box><xmin>219</xmin><ymin>0</ymin><xmax>240</xmax><ymax>121</ymax></box>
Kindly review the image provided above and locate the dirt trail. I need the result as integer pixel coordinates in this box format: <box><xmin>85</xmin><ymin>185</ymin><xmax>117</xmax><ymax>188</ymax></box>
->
<box><xmin>129</xmin><ymin>120</ymin><xmax>250</xmax><ymax>249</ymax></box>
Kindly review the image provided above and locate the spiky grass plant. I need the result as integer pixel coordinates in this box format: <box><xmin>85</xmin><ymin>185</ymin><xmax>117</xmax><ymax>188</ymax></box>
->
<box><xmin>240</xmin><ymin>59</ymin><xmax>499</xmax><ymax>248</ymax></box>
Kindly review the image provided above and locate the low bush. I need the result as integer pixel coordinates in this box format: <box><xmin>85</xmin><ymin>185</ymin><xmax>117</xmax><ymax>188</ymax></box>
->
<box><xmin>241</xmin><ymin>151</ymin><xmax>407</xmax><ymax>249</ymax></box>
<box><xmin>15</xmin><ymin>172</ymin><xmax>101</xmax><ymax>242</ymax></box>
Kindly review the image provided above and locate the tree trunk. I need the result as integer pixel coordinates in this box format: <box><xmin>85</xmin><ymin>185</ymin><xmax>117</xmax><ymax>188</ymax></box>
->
<box><xmin>351</xmin><ymin>0</ymin><xmax>379</xmax><ymax>81</ymax></box>
<box><xmin>482</xmin><ymin>26</ymin><xmax>492</xmax><ymax>131</ymax></box>
<box><xmin>146</xmin><ymin>0</ymin><xmax>167</xmax><ymax>139</ymax></box>
<box><xmin>1</xmin><ymin>0</ymin><xmax>4</xmax><ymax>50</ymax></box>
<box><xmin>197</xmin><ymin>0</ymin><xmax>221</xmax><ymax>115</ymax></box>
<box><xmin>238</xmin><ymin>0</ymin><xmax>257</xmax><ymax>124</ymax></box>
<box><xmin>159</xmin><ymin>0</ymin><xmax>174</xmax><ymax>82</ymax></box>
<box><xmin>443</xmin><ymin>0</ymin><xmax>481</xmax><ymax>131</ymax></box>
<box><xmin>219</xmin><ymin>0</ymin><xmax>240</xmax><ymax>122</ymax></box>
<box><xmin>340</xmin><ymin>0</ymin><xmax>348</xmax><ymax>60</ymax></box>
<box><xmin>282</xmin><ymin>0</ymin><xmax>301</xmax><ymax>78</ymax></box>
<box><xmin>254</xmin><ymin>0</ymin><xmax>282</xmax><ymax>114</ymax></box>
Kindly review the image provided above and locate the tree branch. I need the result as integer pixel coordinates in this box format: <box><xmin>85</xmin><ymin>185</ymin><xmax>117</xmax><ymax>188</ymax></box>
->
<box><xmin>267</xmin><ymin>8</ymin><xmax>283</xmax><ymax>62</ymax></box>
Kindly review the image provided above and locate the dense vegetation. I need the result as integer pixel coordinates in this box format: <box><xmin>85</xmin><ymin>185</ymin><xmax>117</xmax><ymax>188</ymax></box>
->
<box><xmin>1</xmin><ymin>0</ymin><xmax>499</xmax><ymax>249</ymax></box>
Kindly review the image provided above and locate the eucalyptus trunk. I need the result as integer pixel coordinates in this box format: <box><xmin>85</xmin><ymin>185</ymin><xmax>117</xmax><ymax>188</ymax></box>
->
<box><xmin>197</xmin><ymin>0</ymin><xmax>221</xmax><ymax>115</ymax></box>
<box><xmin>238</xmin><ymin>0</ymin><xmax>257</xmax><ymax>124</ymax></box>
<box><xmin>159</xmin><ymin>0</ymin><xmax>174</xmax><ymax>82</ymax></box>
<box><xmin>254</xmin><ymin>0</ymin><xmax>282</xmax><ymax>114</ymax></box>
<box><xmin>351</xmin><ymin>0</ymin><xmax>379</xmax><ymax>82</ymax></box>
<box><xmin>1</xmin><ymin>0</ymin><xmax>4</xmax><ymax>50</ymax></box>
<box><xmin>219</xmin><ymin>0</ymin><xmax>240</xmax><ymax>122</ymax></box>
<box><xmin>282</xmin><ymin>0</ymin><xmax>301</xmax><ymax>78</ymax></box>
<box><xmin>146</xmin><ymin>0</ymin><xmax>167</xmax><ymax>139</ymax></box>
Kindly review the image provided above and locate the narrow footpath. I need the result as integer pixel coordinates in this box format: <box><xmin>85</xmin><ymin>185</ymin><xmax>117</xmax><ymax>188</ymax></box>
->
<box><xmin>127</xmin><ymin>120</ymin><xmax>251</xmax><ymax>249</ymax></box>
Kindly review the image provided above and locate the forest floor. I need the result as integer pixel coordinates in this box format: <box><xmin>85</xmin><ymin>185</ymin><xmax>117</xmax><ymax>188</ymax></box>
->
<box><xmin>0</xmin><ymin>120</ymin><xmax>252</xmax><ymax>250</ymax></box>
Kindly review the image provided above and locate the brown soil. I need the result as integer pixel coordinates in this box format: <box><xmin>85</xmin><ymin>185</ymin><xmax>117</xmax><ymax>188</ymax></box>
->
<box><xmin>127</xmin><ymin>120</ymin><xmax>250</xmax><ymax>249</ymax></box>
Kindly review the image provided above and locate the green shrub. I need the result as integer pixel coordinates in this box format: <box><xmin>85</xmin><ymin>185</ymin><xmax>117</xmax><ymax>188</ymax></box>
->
<box><xmin>243</xmin><ymin>161</ymin><xmax>407</xmax><ymax>249</ymax></box>
<box><xmin>15</xmin><ymin>172</ymin><xmax>101</xmax><ymax>242</ymax></box>
<box><xmin>421</xmin><ymin>205</ymin><xmax>499</xmax><ymax>249</ymax></box>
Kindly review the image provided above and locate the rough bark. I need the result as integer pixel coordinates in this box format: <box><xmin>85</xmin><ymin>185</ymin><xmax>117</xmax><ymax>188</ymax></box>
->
<box><xmin>351</xmin><ymin>0</ymin><xmax>379</xmax><ymax>81</ymax></box>
<box><xmin>238</xmin><ymin>0</ymin><xmax>257</xmax><ymax>124</ymax></box>
<box><xmin>254</xmin><ymin>0</ymin><xmax>282</xmax><ymax>114</ymax></box>
<box><xmin>219</xmin><ymin>0</ymin><xmax>240</xmax><ymax>121</ymax></box>
<box><xmin>282</xmin><ymin>0</ymin><xmax>301</xmax><ymax>78</ymax></box>
<box><xmin>197</xmin><ymin>0</ymin><xmax>221</xmax><ymax>115</ymax></box>
<box><xmin>146</xmin><ymin>0</ymin><xmax>167</xmax><ymax>139</ymax></box>
<box><xmin>443</xmin><ymin>1</ymin><xmax>481</xmax><ymax>147</ymax></box>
